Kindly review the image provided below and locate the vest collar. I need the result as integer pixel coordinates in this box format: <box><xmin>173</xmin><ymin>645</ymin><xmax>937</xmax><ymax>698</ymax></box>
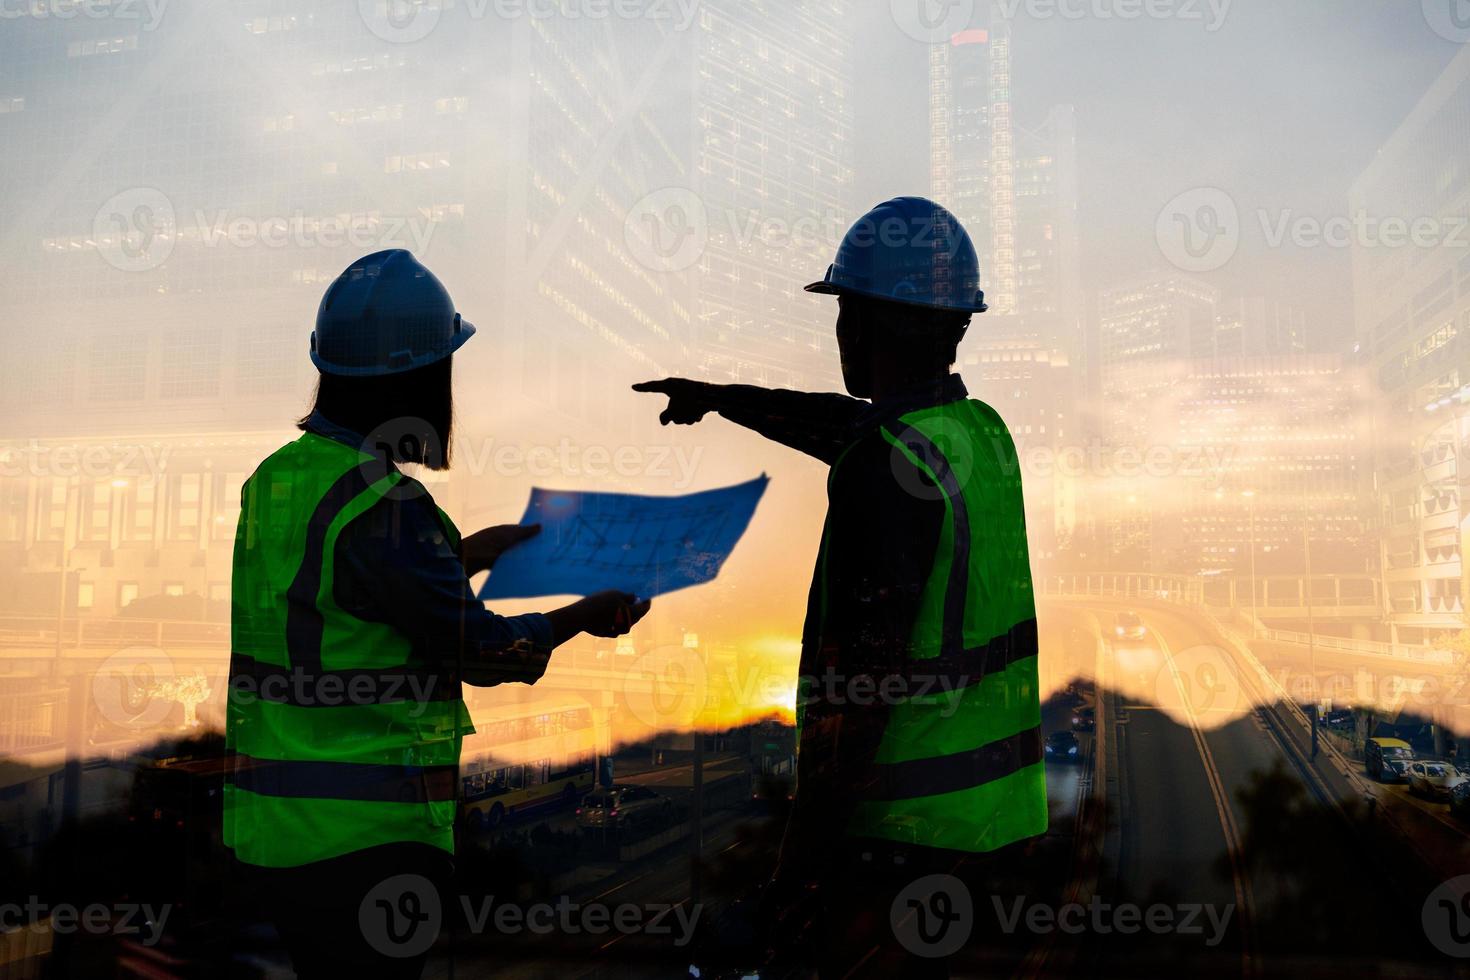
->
<box><xmin>301</xmin><ymin>409</ymin><xmax>369</xmax><ymax>450</ymax></box>
<box><xmin>850</xmin><ymin>374</ymin><xmax>969</xmax><ymax>435</ymax></box>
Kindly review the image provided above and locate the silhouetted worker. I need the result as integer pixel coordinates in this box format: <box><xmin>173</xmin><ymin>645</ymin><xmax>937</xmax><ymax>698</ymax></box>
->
<box><xmin>636</xmin><ymin>197</ymin><xmax>1046</xmax><ymax>976</ymax></box>
<box><xmin>226</xmin><ymin>249</ymin><xmax>649</xmax><ymax>979</ymax></box>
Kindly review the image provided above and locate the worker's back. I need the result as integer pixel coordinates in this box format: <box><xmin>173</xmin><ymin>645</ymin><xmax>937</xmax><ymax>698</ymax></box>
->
<box><xmin>808</xmin><ymin>392</ymin><xmax>1046</xmax><ymax>855</ymax></box>
<box><xmin>225</xmin><ymin>432</ymin><xmax>468</xmax><ymax>869</ymax></box>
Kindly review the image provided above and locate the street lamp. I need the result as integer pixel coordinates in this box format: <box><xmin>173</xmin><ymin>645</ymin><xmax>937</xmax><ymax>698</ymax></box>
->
<box><xmin>1242</xmin><ymin>490</ymin><xmax>1258</xmax><ymax>637</ymax></box>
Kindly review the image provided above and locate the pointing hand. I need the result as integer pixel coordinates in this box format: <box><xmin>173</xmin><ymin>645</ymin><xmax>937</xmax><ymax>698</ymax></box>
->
<box><xmin>632</xmin><ymin>378</ymin><xmax>715</xmax><ymax>426</ymax></box>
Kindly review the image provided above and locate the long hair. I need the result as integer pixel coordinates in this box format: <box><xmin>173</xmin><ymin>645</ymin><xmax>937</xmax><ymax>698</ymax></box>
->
<box><xmin>297</xmin><ymin>355</ymin><xmax>455</xmax><ymax>470</ymax></box>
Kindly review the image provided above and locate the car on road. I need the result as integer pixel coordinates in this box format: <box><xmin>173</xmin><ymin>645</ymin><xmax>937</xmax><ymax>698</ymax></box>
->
<box><xmin>1044</xmin><ymin>730</ymin><xmax>1082</xmax><ymax>764</ymax></box>
<box><xmin>1451</xmin><ymin>781</ymin><xmax>1470</xmax><ymax>820</ymax></box>
<box><xmin>1321</xmin><ymin>708</ymin><xmax>1354</xmax><ymax>730</ymax></box>
<box><xmin>1407</xmin><ymin>760</ymin><xmax>1467</xmax><ymax>801</ymax></box>
<box><xmin>1114</xmin><ymin>611</ymin><xmax>1147</xmax><ymax>640</ymax></box>
<box><xmin>1071</xmin><ymin>706</ymin><xmax>1096</xmax><ymax>732</ymax></box>
<box><xmin>575</xmin><ymin>785</ymin><xmax>673</xmax><ymax>834</ymax></box>
<box><xmin>1365</xmin><ymin>737</ymin><xmax>1415</xmax><ymax>783</ymax></box>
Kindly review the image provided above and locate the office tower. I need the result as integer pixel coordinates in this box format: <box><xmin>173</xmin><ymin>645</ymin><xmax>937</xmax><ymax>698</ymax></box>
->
<box><xmin>1352</xmin><ymin>45</ymin><xmax>1470</xmax><ymax>644</ymax></box>
<box><xmin>691</xmin><ymin>0</ymin><xmax>855</xmax><ymax>389</ymax></box>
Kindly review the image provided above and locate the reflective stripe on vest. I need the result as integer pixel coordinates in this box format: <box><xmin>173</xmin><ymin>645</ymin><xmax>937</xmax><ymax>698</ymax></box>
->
<box><xmin>224</xmin><ymin>432</ymin><xmax>471</xmax><ymax>868</ymax></box>
<box><xmin>816</xmin><ymin>399</ymin><xmax>1048</xmax><ymax>854</ymax></box>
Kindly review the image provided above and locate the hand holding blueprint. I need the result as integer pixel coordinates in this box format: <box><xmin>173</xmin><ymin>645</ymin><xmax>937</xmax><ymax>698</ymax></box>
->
<box><xmin>477</xmin><ymin>475</ymin><xmax>769</xmax><ymax>600</ymax></box>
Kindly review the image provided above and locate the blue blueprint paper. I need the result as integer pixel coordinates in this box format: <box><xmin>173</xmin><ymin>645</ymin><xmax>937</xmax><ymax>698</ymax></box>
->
<box><xmin>478</xmin><ymin>475</ymin><xmax>769</xmax><ymax>600</ymax></box>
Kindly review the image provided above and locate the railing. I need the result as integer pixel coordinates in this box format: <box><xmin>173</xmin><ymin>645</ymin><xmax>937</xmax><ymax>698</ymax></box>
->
<box><xmin>1042</xmin><ymin>573</ymin><xmax>1461</xmax><ymax>667</ymax></box>
<box><xmin>0</xmin><ymin>616</ymin><xmax>228</xmax><ymax>651</ymax></box>
<box><xmin>1259</xmin><ymin>629</ymin><xmax>1456</xmax><ymax>665</ymax></box>
<box><xmin>0</xmin><ymin>686</ymin><xmax>68</xmax><ymax>754</ymax></box>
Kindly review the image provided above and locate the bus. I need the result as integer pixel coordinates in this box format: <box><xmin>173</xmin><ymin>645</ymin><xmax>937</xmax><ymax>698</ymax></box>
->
<box><xmin>460</xmin><ymin>697</ymin><xmax>598</xmax><ymax>831</ymax></box>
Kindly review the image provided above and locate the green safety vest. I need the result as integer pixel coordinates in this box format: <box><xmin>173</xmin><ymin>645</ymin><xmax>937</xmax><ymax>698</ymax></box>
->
<box><xmin>224</xmin><ymin>432</ymin><xmax>473</xmax><ymax>868</ymax></box>
<box><xmin>808</xmin><ymin>397</ymin><xmax>1047</xmax><ymax>854</ymax></box>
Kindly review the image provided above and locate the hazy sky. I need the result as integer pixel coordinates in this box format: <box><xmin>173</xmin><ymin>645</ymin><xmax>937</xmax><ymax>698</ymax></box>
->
<box><xmin>851</xmin><ymin>0</ymin><xmax>1461</xmax><ymax>348</ymax></box>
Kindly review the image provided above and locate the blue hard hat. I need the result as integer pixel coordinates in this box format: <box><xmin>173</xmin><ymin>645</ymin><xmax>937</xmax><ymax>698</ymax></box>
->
<box><xmin>310</xmin><ymin>249</ymin><xmax>476</xmax><ymax>376</ymax></box>
<box><xmin>805</xmin><ymin>196</ymin><xmax>988</xmax><ymax>313</ymax></box>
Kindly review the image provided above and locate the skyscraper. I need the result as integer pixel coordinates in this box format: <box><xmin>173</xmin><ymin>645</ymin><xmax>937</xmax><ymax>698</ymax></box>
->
<box><xmin>691</xmin><ymin>0</ymin><xmax>855</xmax><ymax>389</ymax></box>
<box><xmin>929</xmin><ymin>12</ymin><xmax>1014</xmax><ymax>315</ymax></box>
<box><xmin>1352</xmin><ymin>44</ymin><xmax>1470</xmax><ymax>645</ymax></box>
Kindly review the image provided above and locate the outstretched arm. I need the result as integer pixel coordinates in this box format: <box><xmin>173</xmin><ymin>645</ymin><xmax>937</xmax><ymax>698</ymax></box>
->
<box><xmin>633</xmin><ymin>378</ymin><xmax>864</xmax><ymax>464</ymax></box>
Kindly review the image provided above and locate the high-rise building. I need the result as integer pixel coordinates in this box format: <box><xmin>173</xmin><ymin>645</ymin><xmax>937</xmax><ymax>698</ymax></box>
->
<box><xmin>929</xmin><ymin>10</ymin><xmax>1014</xmax><ymax>315</ymax></box>
<box><xmin>691</xmin><ymin>1</ymin><xmax>855</xmax><ymax>390</ymax></box>
<box><xmin>1091</xmin><ymin>271</ymin><xmax>1220</xmax><ymax>567</ymax></box>
<box><xmin>1214</xmin><ymin>297</ymin><xmax>1308</xmax><ymax>358</ymax></box>
<box><xmin>504</xmin><ymin>13</ymin><xmax>698</xmax><ymax>438</ymax></box>
<box><xmin>0</xmin><ymin>4</ymin><xmax>512</xmax><ymax>615</ymax></box>
<box><xmin>1352</xmin><ymin>45</ymin><xmax>1470</xmax><ymax>644</ymax></box>
<box><xmin>961</xmin><ymin>322</ymin><xmax>1076</xmax><ymax>563</ymax></box>
<box><xmin>1014</xmin><ymin>105</ymin><xmax>1082</xmax><ymax>350</ymax></box>
<box><xmin>1097</xmin><ymin>270</ymin><xmax>1220</xmax><ymax>446</ymax></box>
<box><xmin>1158</xmin><ymin>354</ymin><xmax>1370</xmax><ymax>578</ymax></box>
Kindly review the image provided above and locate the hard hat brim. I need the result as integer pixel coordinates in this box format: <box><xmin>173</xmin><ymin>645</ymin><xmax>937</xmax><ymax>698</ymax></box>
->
<box><xmin>803</xmin><ymin>280</ymin><xmax>988</xmax><ymax>314</ymax></box>
<box><xmin>310</xmin><ymin>316</ymin><xmax>477</xmax><ymax>377</ymax></box>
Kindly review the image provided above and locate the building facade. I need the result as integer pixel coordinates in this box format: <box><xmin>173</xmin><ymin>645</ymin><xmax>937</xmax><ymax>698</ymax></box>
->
<box><xmin>1352</xmin><ymin>44</ymin><xmax>1470</xmax><ymax>643</ymax></box>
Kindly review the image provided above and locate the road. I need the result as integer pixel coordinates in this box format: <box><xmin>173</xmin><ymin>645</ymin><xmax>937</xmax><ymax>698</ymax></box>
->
<box><xmin>1057</xmin><ymin>599</ymin><xmax>1455</xmax><ymax>976</ymax></box>
<box><xmin>414</xmin><ymin>598</ymin><xmax>1465</xmax><ymax>978</ymax></box>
